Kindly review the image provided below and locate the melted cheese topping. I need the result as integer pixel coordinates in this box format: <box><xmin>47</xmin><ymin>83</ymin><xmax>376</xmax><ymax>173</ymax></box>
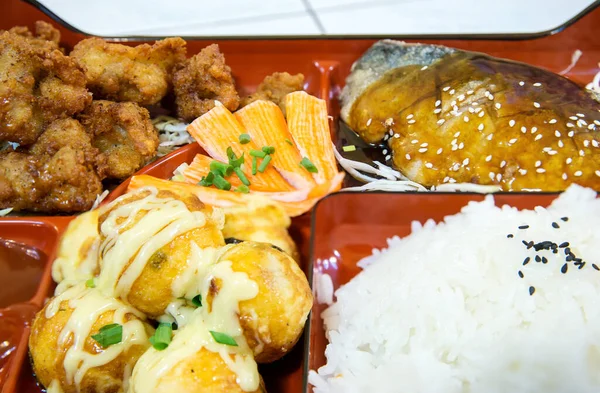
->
<box><xmin>47</xmin><ymin>380</ymin><xmax>64</xmax><ymax>393</ymax></box>
<box><xmin>131</xmin><ymin>260</ymin><xmax>260</xmax><ymax>392</ymax></box>
<box><xmin>97</xmin><ymin>187</ymin><xmax>207</xmax><ymax>299</ymax></box>
<box><xmin>45</xmin><ymin>284</ymin><xmax>149</xmax><ymax>391</ymax></box>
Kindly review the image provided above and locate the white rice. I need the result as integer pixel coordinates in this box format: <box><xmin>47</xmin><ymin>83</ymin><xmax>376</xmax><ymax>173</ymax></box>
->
<box><xmin>309</xmin><ymin>185</ymin><xmax>600</xmax><ymax>393</ymax></box>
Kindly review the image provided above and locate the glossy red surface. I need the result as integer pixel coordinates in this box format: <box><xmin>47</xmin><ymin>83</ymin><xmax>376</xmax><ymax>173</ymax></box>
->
<box><xmin>0</xmin><ymin>0</ymin><xmax>598</xmax><ymax>392</ymax></box>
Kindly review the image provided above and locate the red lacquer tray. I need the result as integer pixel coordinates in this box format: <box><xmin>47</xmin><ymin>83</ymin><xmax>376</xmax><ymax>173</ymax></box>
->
<box><xmin>0</xmin><ymin>0</ymin><xmax>599</xmax><ymax>392</ymax></box>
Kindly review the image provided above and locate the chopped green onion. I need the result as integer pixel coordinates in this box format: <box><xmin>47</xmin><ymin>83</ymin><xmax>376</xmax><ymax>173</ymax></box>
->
<box><xmin>210</xmin><ymin>331</ymin><xmax>238</xmax><ymax>346</ymax></box>
<box><xmin>227</xmin><ymin>147</ymin><xmax>244</xmax><ymax>168</ymax></box>
<box><xmin>258</xmin><ymin>155</ymin><xmax>272</xmax><ymax>173</ymax></box>
<box><xmin>261</xmin><ymin>146</ymin><xmax>275</xmax><ymax>155</ymax></box>
<box><xmin>212</xmin><ymin>173</ymin><xmax>231</xmax><ymax>191</ymax></box>
<box><xmin>227</xmin><ymin>147</ymin><xmax>236</xmax><ymax>161</ymax></box>
<box><xmin>250</xmin><ymin>149</ymin><xmax>266</xmax><ymax>158</ymax></box>
<box><xmin>198</xmin><ymin>172</ymin><xmax>214</xmax><ymax>187</ymax></box>
<box><xmin>192</xmin><ymin>294</ymin><xmax>202</xmax><ymax>307</ymax></box>
<box><xmin>300</xmin><ymin>157</ymin><xmax>318</xmax><ymax>173</ymax></box>
<box><xmin>91</xmin><ymin>323</ymin><xmax>122</xmax><ymax>348</ymax></box>
<box><xmin>149</xmin><ymin>322</ymin><xmax>172</xmax><ymax>351</ymax></box>
<box><xmin>210</xmin><ymin>161</ymin><xmax>233</xmax><ymax>177</ymax></box>
<box><xmin>85</xmin><ymin>278</ymin><xmax>96</xmax><ymax>288</ymax></box>
<box><xmin>239</xmin><ymin>133</ymin><xmax>251</xmax><ymax>144</ymax></box>
<box><xmin>234</xmin><ymin>167</ymin><xmax>250</xmax><ymax>186</ymax></box>
<box><xmin>342</xmin><ymin>145</ymin><xmax>357</xmax><ymax>152</ymax></box>
<box><xmin>252</xmin><ymin>156</ymin><xmax>258</xmax><ymax>175</ymax></box>
<box><xmin>235</xmin><ymin>185</ymin><xmax>250</xmax><ymax>194</ymax></box>
<box><xmin>285</xmin><ymin>139</ymin><xmax>293</xmax><ymax>146</ymax></box>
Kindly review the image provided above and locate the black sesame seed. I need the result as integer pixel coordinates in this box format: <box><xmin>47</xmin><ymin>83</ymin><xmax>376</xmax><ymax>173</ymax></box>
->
<box><xmin>542</xmin><ymin>256</ymin><xmax>548</xmax><ymax>264</ymax></box>
<box><xmin>529</xmin><ymin>286</ymin><xmax>535</xmax><ymax>296</ymax></box>
<box><xmin>518</xmin><ymin>271</ymin><xmax>524</xmax><ymax>278</ymax></box>
<box><xmin>523</xmin><ymin>257</ymin><xmax>531</xmax><ymax>266</ymax></box>
<box><xmin>553</xmin><ymin>249</ymin><xmax>558</xmax><ymax>254</ymax></box>
<box><xmin>579</xmin><ymin>262</ymin><xmax>586</xmax><ymax>270</ymax></box>
<box><xmin>507</xmin><ymin>234</ymin><xmax>514</xmax><ymax>238</ymax></box>
<box><xmin>593</xmin><ymin>264</ymin><xmax>599</xmax><ymax>271</ymax></box>
<box><xmin>565</xmin><ymin>247</ymin><xmax>571</xmax><ymax>255</ymax></box>
<box><xmin>535</xmin><ymin>255</ymin><xmax>541</xmax><ymax>262</ymax></box>
<box><xmin>519</xmin><ymin>225</ymin><xmax>530</xmax><ymax>229</ymax></box>
<box><xmin>566</xmin><ymin>255</ymin><xmax>575</xmax><ymax>262</ymax></box>
<box><xmin>559</xmin><ymin>242</ymin><xmax>569</xmax><ymax>248</ymax></box>
<box><xmin>534</xmin><ymin>241</ymin><xmax>555</xmax><ymax>251</ymax></box>
<box><xmin>552</xmin><ymin>222</ymin><xmax>559</xmax><ymax>229</ymax></box>
<box><xmin>561</xmin><ymin>263</ymin><xmax>568</xmax><ymax>274</ymax></box>
<box><xmin>561</xmin><ymin>217</ymin><xmax>569</xmax><ymax>222</ymax></box>
<box><xmin>574</xmin><ymin>258</ymin><xmax>583</xmax><ymax>264</ymax></box>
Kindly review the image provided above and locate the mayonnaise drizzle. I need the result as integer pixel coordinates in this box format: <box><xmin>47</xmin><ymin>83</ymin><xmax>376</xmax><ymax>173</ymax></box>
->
<box><xmin>45</xmin><ymin>284</ymin><xmax>149</xmax><ymax>391</ymax></box>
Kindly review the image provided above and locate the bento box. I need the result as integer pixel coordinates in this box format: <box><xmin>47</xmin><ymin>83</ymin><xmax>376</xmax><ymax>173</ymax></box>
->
<box><xmin>1</xmin><ymin>0</ymin><xmax>600</xmax><ymax>392</ymax></box>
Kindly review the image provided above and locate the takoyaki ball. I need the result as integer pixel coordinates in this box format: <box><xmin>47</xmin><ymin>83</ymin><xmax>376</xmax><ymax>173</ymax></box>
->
<box><xmin>222</xmin><ymin>198</ymin><xmax>299</xmax><ymax>262</ymax></box>
<box><xmin>51</xmin><ymin>209</ymin><xmax>101</xmax><ymax>284</ymax></box>
<box><xmin>29</xmin><ymin>285</ymin><xmax>153</xmax><ymax>393</ymax></box>
<box><xmin>212</xmin><ymin>242</ymin><xmax>312</xmax><ymax>363</ymax></box>
<box><xmin>96</xmin><ymin>187</ymin><xmax>225</xmax><ymax>317</ymax></box>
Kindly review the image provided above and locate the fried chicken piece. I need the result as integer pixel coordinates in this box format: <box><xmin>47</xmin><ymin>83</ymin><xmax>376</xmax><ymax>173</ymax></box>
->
<box><xmin>71</xmin><ymin>37</ymin><xmax>187</xmax><ymax>106</ymax></box>
<box><xmin>173</xmin><ymin>44</ymin><xmax>239</xmax><ymax>122</ymax></box>
<box><xmin>7</xmin><ymin>21</ymin><xmax>61</xmax><ymax>52</ymax></box>
<box><xmin>0</xmin><ymin>118</ymin><xmax>106</xmax><ymax>213</ymax></box>
<box><xmin>78</xmin><ymin>100</ymin><xmax>159</xmax><ymax>179</ymax></box>
<box><xmin>0</xmin><ymin>31</ymin><xmax>91</xmax><ymax>145</ymax></box>
<box><xmin>240</xmin><ymin>72</ymin><xmax>304</xmax><ymax>115</ymax></box>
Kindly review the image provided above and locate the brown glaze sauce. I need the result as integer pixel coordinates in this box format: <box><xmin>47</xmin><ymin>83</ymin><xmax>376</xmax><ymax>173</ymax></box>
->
<box><xmin>346</xmin><ymin>51</ymin><xmax>600</xmax><ymax>191</ymax></box>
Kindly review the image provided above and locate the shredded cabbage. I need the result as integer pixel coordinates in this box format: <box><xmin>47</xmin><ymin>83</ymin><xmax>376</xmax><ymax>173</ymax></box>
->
<box><xmin>152</xmin><ymin>116</ymin><xmax>194</xmax><ymax>157</ymax></box>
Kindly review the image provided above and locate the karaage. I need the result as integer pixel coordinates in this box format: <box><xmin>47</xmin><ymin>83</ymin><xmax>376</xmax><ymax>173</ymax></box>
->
<box><xmin>7</xmin><ymin>21</ymin><xmax>61</xmax><ymax>52</ymax></box>
<box><xmin>240</xmin><ymin>72</ymin><xmax>304</xmax><ymax>115</ymax></box>
<box><xmin>78</xmin><ymin>100</ymin><xmax>159</xmax><ymax>179</ymax></box>
<box><xmin>173</xmin><ymin>44</ymin><xmax>239</xmax><ymax>122</ymax></box>
<box><xmin>71</xmin><ymin>37</ymin><xmax>187</xmax><ymax>106</ymax></box>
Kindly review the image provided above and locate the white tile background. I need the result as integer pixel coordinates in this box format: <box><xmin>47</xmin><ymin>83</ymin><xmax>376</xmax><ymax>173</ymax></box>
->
<box><xmin>38</xmin><ymin>0</ymin><xmax>596</xmax><ymax>37</ymax></box>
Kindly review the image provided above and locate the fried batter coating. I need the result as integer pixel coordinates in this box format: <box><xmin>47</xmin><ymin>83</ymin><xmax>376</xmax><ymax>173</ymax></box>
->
<box><xmin>71</xmin><ymin>37</ymin><xmax>187</xmax><ymax>106</ymax></box>
<box><xmin>240</xmin><ymin>72</ymin><xmax>304</xmax><ymax>115</ymax></box>
<box><xmin>78</xmin><ymin>100</ymin><xmax>159</xmax><ymax>179</ymax></box>
<box><xmin>173</xmin><ymin>44</ymin><xmax>239</xmax><ymax>122</ymax></box>
<box><xmin>0</xmin><ymin>32</ymin><xmax>91</xmax><ymax>145</ymax></box>
<box><xmin>7</xmin><ymin>21</ymin><xmax>61</xmax><ymax>52</ymax></box>
<box><xmin>0</xmin><ymin>118</ymin><xmax>106</xmax><ymax>213</ymax></box>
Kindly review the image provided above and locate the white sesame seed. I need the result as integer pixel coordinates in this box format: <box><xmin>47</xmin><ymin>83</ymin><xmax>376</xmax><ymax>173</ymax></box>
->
<box><xmin>443</xmin><ymin>86</ymin><xmax>450</xmax><ymax>92</ymax></box>
<box><xmin>425</xmin><ymin>162</ymin><xmax>433</xmax><ymax>168</ymax></box>
<box><xmin>509</xmin><ymin>138</ymin><xmax>518</xmax><ymax>144</ymax></box>
<box><xmin>593</xmin><ymin>140</ymin><xmax>599</xmax><ymax>148</ymax></box>
<box><xmin>536</xmin><ymin>168</ymin><xmax>546</xmax><ymax>173</ymax></box>
<box><xmin>567</xmin><ymin>123</ymin><xmax>575</xmax><ymax>128</ymax></box>
<box><xmin>467</xmin><ymin>90</ymin><xmax>474</xmax><ymax>95</ymax></box>
<box><xmin>472</xmin><ymin>102</ymin><xmax>479</xmax><ymax>106</ymax></box>
<box><xmin>566</xmin><ymin>157</ymin><xmax>573</xmax><ymax>164</ymax></box>
<box><xmin>496</xmin><ymin>173</ymin><xmax>502</xmax><ymax>181</ymax></box>
<box><xmin>487</xmin><ymin>134</ymin><xmax>494</xmax><ymax>141</ymax></box>
<box><xmin>394</xmin><ymin>134</ymin><xmax>400</xmax><ymax>139</ymax></box>
<box><xmin>406</xmin><ymin>114</ymin><xmax>414</xmax><ymax>120</ymax></box>
<box><xmin>478</xmin><ymin>111</ymin><xmax>485</xmax><ymax>118</ymax></box>
<box><xmin>549</xmin><ymin>119</ymin><xmax>557</xmax><ymax>124</ymax></box>
<box><xmin>434</xmin><ymin>108</ymin><xmax>442</xmax><ymax>114</ymax></box>
<box><xmin>443</xmin><ymin>176</ymin><xmax>450</xmax><ymax>183</ymax></box>
<box><xmin>435</xmin><ymin>100</ymin><xmax>441</xmax><ymax>107</ymax></box>
<box><xmin>419</xmin><ymin>148</ymin><xmax>428</xmax><ymax>153</ymax></box>
<box><xmin>543</xmin><ymin>147</ymin><xmax>552</xmax><ymax>153</ymax></box>
<box><xmin>519</xmin><ymin>81</ymin><xmax>525</xmax><ymax>86</ymax></box>
<box><xmin>448</xmin><ymin>178</ymin><xmax>456</xmax><ymax>183</ymax></box>
<box><xmin>531</xmin><ymin>127</ymin><xmax>538</xmax><ymax>133</ymax></box>
<box><xmin>383</xmin><ymin>134</ymin><xmax>389</xmax><ymax>141</ymax></box>
<box><xmin>450</xmin><ymin>100</ymin><xmax>457</xmax><ymax>107</ymax></box>
<box><xmin>458</xmin><ymin>142</ymin><xmax>464</xmax><ymax>149</ymax></box>
<box><xmin>495</xmin><ymin>103</ymin><xmax>502</xmax><ymax>109</ymax></box>
<box><xmin>454</xmin><ymin>131</ymin><xmax>461</xmax><ymax>138</ymax></box>
<box><xmin>383</xmin><ymin>149</ymin><xmax>389</xmax><ymax>155</ymax></box>
<box><xmin>562</xmin><ymin>173</ymin><xmax>568</xmax><ymax>180</ymax></box>
<box><xmin>463</xmin><ymin>158</ymin><xmax>470</xmax><ymax>166</ymax></box>
<box><xmin>555</xmin><ymin>130</ymin><xmax>561</xmax><ymax>137</ymax></box>
<box><xmin>385</xmin><ymin>155</ymin><xmax>391</xmax><ymax>160</ymax></box>
<box><xmin>535</xmin><ymin>160</ymin><xmax>542</xmax><ymax>167</ymax></box>
<box><xmin>533</xmin><ymin>102</ymin><xmax>541</xmax><ymax>108</ymax></box>
<box><xmin>458</xmin><ymin>94</ymin><xmax>465</xmax><ymax>101</ymax></box>
<box><xmin>569</xmin><ymin>116</ymin><xmax>578</xmax><ymax>121</ymax></box>
<box><xmin>488</xmin><ymin>94</ymin><xmax>494</xmax><ymax>100</ymax></box>
<box><xmin>468</xmin><ymin>107</ymin><xmax>475</xmax><ymax>113</ymax></box>
<box><xmin>500</xmin><ymin>160</ymin><xmax>506</xmax><ymax>168</ymax></box>
<box><xmin>451</xmin><ymin>139</ymin><xmax>458</xmax><ymax>145</ymax></box>
<box><xmin>579</xmin><ymin>150</ymin><xmax>585</xmax><ymax>156</ymax></box>
<box><xmin>519</xmin><ymin>169</ymin><xmax>528</xmax><ymax>175</ymax></box>
<box><xmin>464</xmin><ymin>116</ymin><xmax>469</xmax><ymax>122</ymax></box>
<box><xmin>389</xmin><ymin>130</ymin><xmax>394</xmax><ymax>136</ymax></box>
<box><xmin>484</xmin><ymin>91</ymin><xmax>490</xmax><ymax>97</ymax></box>
<box><xmin>437</xmin><ymin>148</ymin><xmax>443</xmax><ymax>155</ymax></box>
<box><xmin>405</xmin><ymin>153</ymin><xmax>411</xmax><ymax>160</ymax></box>
<box><xmin>596</xmin><ymin>170</ymin><xmax>600</xmax><ymax>177</ymax></box>
<box><xmin>558</xmin><ymin>140</ymin><xmax>564</xmax><ymax>148</ymax></box>
<box><xmin>366</xmin><ymin>118</ymin><xmax>372</xmax><ymax>126</ymax></box>
<box><xmin>509</xmin><ymin>120</ymin><xmax>516</xmax><ymax>127</ymax></box>
<box><xmin>533</xmin><ymin>82</ymin><xmax>542</xmax><ymax>87</ymax></box>
<box><xmin>420</xmin><ymin>142</ymin><xmax>428</xmax><ymax>147</ymax></box>
<box><xmin>385</xmin><ymin>118</ymin><xmax>394</xmax><ymax>126</ymax></box>
<box><xmin>437</xmin><ymin>119</ymin><xmax>445</xmax><ymax>125</ymax></box>
<box><xmin>451</xmin><ymin>145</ymin><xmax>458</xmax><ymax>151</ymax></box>
<box><xmin>408</xmin><ymin>119</ymin><xmax>416</xmax><ymax>124</ymax></box>
<box><xmin>485</xmin><ymin>155</ymin><xmax>493</xmax><ymax>162</ymax></box>
<box><xmin>589</xmin><ymin>124</ymin><xmax>596</xmax><ymax>130</ymax></box>
<box><xmin>449</xmin><ymin>89</ymin><xmax>456</xmax><ymax>95</ymax></box>
<box><xmin>595</xmin><ymin>120</ymin><xmax>600</xmax><ymax>126</ymax></box>
<box><xmin>421</xmin><ymin>65</ymin><xmax>428</xmax><ymax>70</ymax></box>
<box><xmin>574</xmin><ymin>170</ymin><xmax>583</xmax><ymax>177</ymax></box>
<box><xmin>411</xmin><ymin>139</ymin><xmax>418</xmax><ymax>144</ymax></box>
<box><xmin>548</xmin><ymin>150</ymin><xmax>558</xmax><ymax>155</ymax></box>
<box><xmin>489</xmin><ymin>172</ymin><xmax>495</xmax><ymax>180</ymax></box>
<box><xmin>521</xmin><ymin>126</ymin><xmax>527</xmax><ymax>133</ymax></box>
<box><xmin>478</xmin><ymin>124</ymin><xmax>484</xmax><ymax>131</ymax></box>
<box><xmin>584</xmin><ymin>140</ymin><xmax>590</xmax><ymax>147</ymax></box>
<box><xmin>453</xmin><ymin>163</ymin><xmax>460</xmax><ymax>171</ymax></box>
<box><xmin>577</xmin><ymin>113</ymin><xmax>585</xmax><ymax>117</ymax></box>
<box><xmin>580</xmin><ymin>119</ymin><xmax>588</xmax><ymax>126</ymax></box>
<box><xmin>535</xmin><ymin>134</ymin><xmax>543</xmax><ymax>141</ymax></box>
<box><xmin>452</xmin><ymin>106</ymin><xmax>459</xmax><ymax>114</ymax></box>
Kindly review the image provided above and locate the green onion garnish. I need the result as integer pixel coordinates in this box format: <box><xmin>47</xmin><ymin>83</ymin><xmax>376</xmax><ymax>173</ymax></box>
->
<box><xmin>342</xmin><ymin>145</ymin><xmax>356</xmax><ymax>152</ymax></box>
<box><xmin>262</xmin><ymin>146</ymin><xmax>275</xmax><ymax>155</ymax></box>
<box><xmin>285</xmin><ymin>139</ymin><xmax>293</xmax><ymax>146</ymax></box>
<box><xmin>212</xmin><ymin>173</ymin><xmax>231</xmax><ymax>191</ymax></box>
<box><xmin>192</xmin><ymin>294</ymin><xmax>202</xmax><ymax>307</ymax></box>
<box><xmin>227</xmin><ymin>147</ymin><xmax>244</xmax><ymax>168</ymax></box>
<box><xmin>300</xmin><ymin>157</ymin><xmax>318</xmax><ymax>173</ymax></box>
<box><xmin>198</xmin><ymin>172</ymin><xmax>214</xmax><ymax>187</ymax></box>
<box><xmin>91</xmin><ymin>323</ymin><xmax>123</xmax><ymax>348</ymax></box>
<box><xmin>210</xmin><ymin>161</ymin><xmax>233</xmax><ymax>177</ymax></box>
<box><xmin>235</xmin><ymin>185</ymin><xmax>250</xmax><ymax>193</ymax></box>
<box><xmin>85</xmin><ymin>278</ymin><xmax>96</xmax><ymax>288</ymax></box>
<box><xmin>149</xmin><ymin>322</ymin><xmax>172</xmax><ymax>351</ymax></box>
<box><xmin>239</xmin><ymin>133</ymin><xmax>251</xmax><ymax>144</ymax></box>
<box><xmin>258</xmin><ymin>155</ymin><xmax>272</xmax><ymax>173</ymax></box>
<box><xmin>210</xmin><ymin>331</ymin><xmax>238</xmax><ymax>346</ymax></box>
<box><xmin>250</xmin><ymin>149</ymin><xmax>266</xmax><ymax>158</ymax></box>
<box><xmin>234</xmin><ymin>167</ymin><xmax>250</xmax><ymax>186</ymax></box>
<box><xmin>252</xmin><ymin>156</ymin><xmax>257</xmax><ymax>175</ymax></box>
